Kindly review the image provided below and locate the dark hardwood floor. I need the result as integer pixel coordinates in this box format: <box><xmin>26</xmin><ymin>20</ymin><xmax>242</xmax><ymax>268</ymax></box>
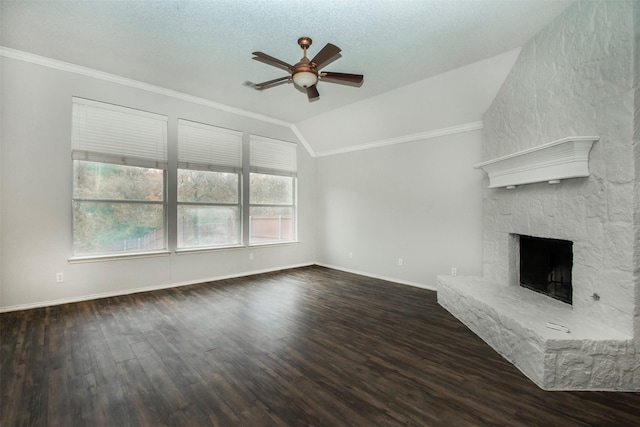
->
<box><xmin>2</xmin><ymin>265</ymin><xmax>639</xmax><ymax>426</ymax></box>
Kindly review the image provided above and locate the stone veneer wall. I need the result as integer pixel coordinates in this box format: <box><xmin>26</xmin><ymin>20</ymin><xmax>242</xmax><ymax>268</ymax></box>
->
<box><xmin>482</xmin><ymin>0</ymin><xmax>638</xmax><ymax>339</ymax></box>
<box><xmin>633</xmin><ymin>0</ymin><xmax>640</xmax><ymax>352</ymax></box>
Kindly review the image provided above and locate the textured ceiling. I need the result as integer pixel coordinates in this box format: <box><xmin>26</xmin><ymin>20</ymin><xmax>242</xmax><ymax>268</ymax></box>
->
<box><xmin>1</xmin><ymin>0</ymin><xmax>574</xmax><ymax>125</ymax></box>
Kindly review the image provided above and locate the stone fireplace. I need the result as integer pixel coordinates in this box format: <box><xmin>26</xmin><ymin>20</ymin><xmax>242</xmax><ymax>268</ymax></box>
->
<box><xmin>437</xmin><ymin>1</ymin><xmax>639</xmax><ymax>391</ymax></box>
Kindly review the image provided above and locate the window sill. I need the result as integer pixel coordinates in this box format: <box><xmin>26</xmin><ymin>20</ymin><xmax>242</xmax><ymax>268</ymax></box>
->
<box><xmin>249</xmin><ymin>240</ymin><xmax>299</xmax><ymax>248</ymax></box>
<box><xmin>67</xmin><ymin>241</ymin><xmax>299</xmax><ymax>262</ymax></box>
<box><xmin>69</xmin><ymin>250</ymin><xmax>170</xmax><ymax>263</ymax></box>
<box><xmin>175</xmin><ymin>244</ymin><xmax>245</xmax><ymax>255</ymax></box>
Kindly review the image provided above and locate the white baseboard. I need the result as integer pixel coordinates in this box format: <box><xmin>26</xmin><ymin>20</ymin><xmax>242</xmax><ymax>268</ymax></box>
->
<box><xmin>315</xmin><ymin>263</ymin><xmax>437</xmax><ymax>292</ymax></box>
<box><xmin>0</xmin><ymin>262</ymin><xmax>436</xmax><ymax>313</ymax></box>
<box><xmin>0</xmin><ymin>262</ymin><xmax>314</xmax><ymax>313</ymax></box>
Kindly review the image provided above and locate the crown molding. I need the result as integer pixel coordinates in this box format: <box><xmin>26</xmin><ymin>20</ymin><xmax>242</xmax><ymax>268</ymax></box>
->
<box><xmin>314</xmin><ymin>121</ymin><xmax>484</xmax><ymax>157</ymax></box>
<box><xmin>1</xmin><ymin>47</ymin><xmax>483</xmax><ymax>160</ymax></box>
<box><xmin>0</xmin><ymin>46</ymin><xmax>304</xmax><ymax>138</ymax></box>
<box><xmin>290</xmin><ymin>125</ymin><xmax>317</xmax><ymax>157</ymax></box>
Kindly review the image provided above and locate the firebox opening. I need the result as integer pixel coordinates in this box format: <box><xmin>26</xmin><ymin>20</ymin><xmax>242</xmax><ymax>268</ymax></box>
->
<box><xmin>519</xmin><ymin>235</ymin><xmax>573</xmax><ymax>304</ymax></box>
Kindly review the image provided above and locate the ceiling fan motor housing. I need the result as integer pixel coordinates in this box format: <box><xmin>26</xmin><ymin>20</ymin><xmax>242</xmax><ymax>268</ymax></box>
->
<box><xmin>293</xmin><ymin>57</ymin><xmax>318</xmax><ymax>88</ymax></box>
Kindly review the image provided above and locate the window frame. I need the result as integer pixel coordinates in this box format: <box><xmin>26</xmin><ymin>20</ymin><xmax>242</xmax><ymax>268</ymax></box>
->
<box><xmin>70</xmin><ymin>98</ymin><xmax>169</xmax><ymax>259</ymax></box>
<box><xmin>249</xmin><ymin>173</ymin><xmax>297</xmax><ymax>246</ymax></box>
<box><xmin>69</xmin><ymin>100</ymin><xmax>302</xmax><ymax>258</ymax></box>
<box><xmin>176</xmin><ymin>170</ymin><xmax>243</xmax><ymax>250</ymax></box>
<box><xmin>71</xmin><ymin>163</ymin><xmax>168</xmax><ymax>257</ymax></box>
<box><xmin>249</xmin><ymin>136</ymin><xmax>298</xmax><ymax>246</ymax></box>
<box><xmin>176</xmin><ymin>119</ymin><xmax>243</xmax><ymax>251</ymax></box>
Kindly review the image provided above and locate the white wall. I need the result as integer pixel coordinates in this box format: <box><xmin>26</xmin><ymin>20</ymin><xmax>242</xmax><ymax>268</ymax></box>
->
<box><xmin>316</xmin><ymin>129</ymin><xmax>484</xmax><ymax>289</ymax></box>
<box><xmin>310</xmin><ymin>51</ymin><xmax>521</xmax><ymax>289</ymax></box>
<box><xmin>0</xmin><ymin>56</ymin><xmax>316</xmax><ymax>310</ymax></box>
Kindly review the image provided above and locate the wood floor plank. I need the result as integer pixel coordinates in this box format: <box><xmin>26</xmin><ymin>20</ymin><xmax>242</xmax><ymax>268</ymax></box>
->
<box><xmin>2</xmin><ymin>265</ymin><xmax>640</xmax><ymax>426</ymax></box>
<box><xmin>67</xmin><ymin>373</ymin><xmax>107</xmax><ymax>427</ymax></box>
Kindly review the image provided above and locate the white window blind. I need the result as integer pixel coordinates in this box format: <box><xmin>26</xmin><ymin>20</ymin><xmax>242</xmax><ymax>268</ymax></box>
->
<box><xmin>250</xmin><ymin>135</ymin><xmax>297</xmax><ymax>176</ymax></box>
<box><xmin>71</xmin><ymin>97</ymin><xmax>168</xmax><ymax>169</ymax></box>
<box><xmin>178</xmin><ymin>120</ymin><xmax>243</xmax><ymax>173</ymax></box>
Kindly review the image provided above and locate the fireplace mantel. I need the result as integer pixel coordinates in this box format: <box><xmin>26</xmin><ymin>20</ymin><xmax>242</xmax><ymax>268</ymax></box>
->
<box><xmin>474</xmin><ymin>136</ymin><xmax>598</xmax><ymax>189</ymax></box>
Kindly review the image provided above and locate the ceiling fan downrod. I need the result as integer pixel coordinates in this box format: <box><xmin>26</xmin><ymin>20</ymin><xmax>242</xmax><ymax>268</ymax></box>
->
<box><xmin>293</xmin><ymin>37</ymin><xmax>317</xmax><ymax>88</ymax></box>
<box><xmin>297</xmin><ymin>37</ymin><xmax>313</xmax><ymax>56</ymax></box>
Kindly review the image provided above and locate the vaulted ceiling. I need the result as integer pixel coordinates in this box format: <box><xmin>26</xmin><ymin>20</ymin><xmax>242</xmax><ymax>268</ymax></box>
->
<box><xmin>1</xmin><ymin>0</ymin><xmax>574</xmax><ymax>153</ymax></box>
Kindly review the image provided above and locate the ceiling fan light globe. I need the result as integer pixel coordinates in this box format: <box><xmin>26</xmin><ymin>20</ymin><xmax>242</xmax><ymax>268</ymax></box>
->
<box><xmin>292</xmin><ymin>71</ymin><xmax>318</xmax><ymax>88</ymax></box>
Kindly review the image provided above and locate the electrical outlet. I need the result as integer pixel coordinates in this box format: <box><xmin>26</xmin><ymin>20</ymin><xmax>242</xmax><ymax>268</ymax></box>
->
<box><xmin>398</xmin><ymin>258</ymin><xmax>404</xmax><ymax>267</ymax></box>
<box><xmin>249</xmin><ymin>253</ymin><xmax>254</xmax><ymax>261</ymax></box>
<box><xmin>451</xmin><ymin>267</ymin><xmax>457</xmax><ymax>277</ymax></box>
<box><xmin>56</xmin><ymin>273</ymin><xmax>64</xmax><ymax>282</ymax></box>
<box><xmin>348</xmin><ymin>252</ymin><xmax>353</xmax><ymax>259</ymax></box>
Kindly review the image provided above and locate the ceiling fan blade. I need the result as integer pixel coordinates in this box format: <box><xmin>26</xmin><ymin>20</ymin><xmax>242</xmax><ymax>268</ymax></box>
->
<box><xmin>252</xmin><ymin>52</ymin><xmax>295</xmax><ymax>72</ymax></box>
<box><xmin>320</xmin><ymin>71</ymin><xmax>364</xmax><ymax>86</ymax></box>
<box><xmin>244</xmin><ymin>76</ymin><xmax>290</xmax><ymax>90</ymax></box>
<box><xmin>310</xmin><ymin>43</ymin><xmax>341</xmax><ymax>69</ymax></box>
<box><xmin>306</xmin><ymin>85</ymin><xmax>320</xmax><ymax>101</ymax></box>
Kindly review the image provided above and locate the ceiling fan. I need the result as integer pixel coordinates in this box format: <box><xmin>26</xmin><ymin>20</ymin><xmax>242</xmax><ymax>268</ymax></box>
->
<box><xmin>245</xmin><ymin>37</ymin><xmax>364</xmax><ymax>101</ymax></box>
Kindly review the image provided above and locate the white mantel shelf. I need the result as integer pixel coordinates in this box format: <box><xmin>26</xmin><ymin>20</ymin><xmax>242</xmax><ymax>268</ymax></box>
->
<box><xmin>474</xmin><ymin>136</ymin><xmax>599</xmax><ymax>189</ymax></box>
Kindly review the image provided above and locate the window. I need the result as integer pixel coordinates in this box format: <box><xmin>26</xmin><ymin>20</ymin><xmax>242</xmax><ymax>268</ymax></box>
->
<box><xmin>249</xmin><ymin>136</ymin><xmax>297</xmax><ymax>244</ymax></box>
<box><xmin>71</xmin><ymin>100</ymin><xmax>298</xmax><ymax>255</ymax></box>
<box><xmin>71</xmin><ymin>98</ymin><xmax>167</xmax><ymax>256</ymax></box>
<box><xmin>177</xmin><ymin>120</ymin><xmax>242</xmax><ymax>249</ymax></box>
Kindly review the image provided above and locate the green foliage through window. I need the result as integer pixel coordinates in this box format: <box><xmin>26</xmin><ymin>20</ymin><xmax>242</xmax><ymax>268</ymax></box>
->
<box><xmin>177</xmin><ymin>169</ymin><xmax>241</xmax><ymax>249</ymax></box>
<box><xmin>73</xmin><ymin>160</ymin><xmax>165</xmax><ymax>255</ymax></box>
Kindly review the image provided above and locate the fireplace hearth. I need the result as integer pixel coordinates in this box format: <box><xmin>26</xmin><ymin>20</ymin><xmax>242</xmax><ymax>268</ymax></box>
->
<box><xmin>519</xmin><ymin>235</ymin><xmax>572</xmax><ymax>304</ymax></box>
